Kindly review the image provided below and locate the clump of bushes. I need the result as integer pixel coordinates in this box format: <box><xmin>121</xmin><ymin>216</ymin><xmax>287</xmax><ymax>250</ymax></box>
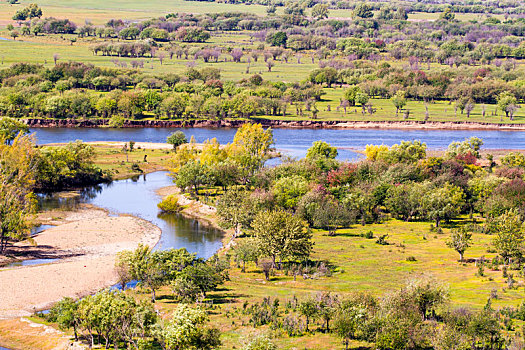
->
<box><xmin>157</xmin><ymin>194</ymin><xmax>181</xmax><ymax>213</ymax></box>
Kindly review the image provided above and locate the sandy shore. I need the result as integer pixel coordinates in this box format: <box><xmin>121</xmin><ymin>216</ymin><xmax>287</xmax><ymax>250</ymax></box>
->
<box><xmin>0</xmin><ymin>207</ymin><xmax>161</xmax><ymax>319</ymax></box>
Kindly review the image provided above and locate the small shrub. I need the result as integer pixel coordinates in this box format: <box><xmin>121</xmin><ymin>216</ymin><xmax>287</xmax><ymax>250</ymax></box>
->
<box><xmin>477</xmin><ymin>262</ymin><xmax>485</xmax><ymax>277</ymax></box>
<box><xmin>490</xmin><ymin>288</ymin><xmax>498</xmax><ymax>300</ymax></box>
<box><xmin>406</xmin><ymin>256</ymin><xmax>417</xmax><ymax>262</ymax></box>
<box><xmin>363</xmin><ymin>230</ymin><xmax>374</xmax><ymax>239</ymax></box>
<box><xmin>282</xmin><ymin>315</ymin><xmax>305</xmax><ymax>336</ymax></box>
<box><xmin>376</xmin><ymin>234</ymin><xmax>389</xmax><ymax>245</ymax></box>
<box><xmin>131</xmin><ymin>163</ymin><xmax>142</xmax><ymax>172</ymax></box>
<box><xmin>158</xmin><ymin>194</ymin><xmax>181</xmax><ymax>213</ymax></box>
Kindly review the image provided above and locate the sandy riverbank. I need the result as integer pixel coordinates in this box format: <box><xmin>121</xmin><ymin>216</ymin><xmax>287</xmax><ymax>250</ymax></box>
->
<box><xmin>0</xmin><ymin>206</ymin><xmax>161</xmax><ymax>319</ymax></box>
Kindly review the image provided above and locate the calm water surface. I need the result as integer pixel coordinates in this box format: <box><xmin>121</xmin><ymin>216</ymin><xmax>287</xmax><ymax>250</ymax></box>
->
<box><xmin>31</xmin><ymin>127</ymin><xmax>525</xmax><ymax>161</ymax></box>
<box><xmin>39</xmin><ymin>171</ymin><xmax>223</xmax><ymax>258</ymax></box>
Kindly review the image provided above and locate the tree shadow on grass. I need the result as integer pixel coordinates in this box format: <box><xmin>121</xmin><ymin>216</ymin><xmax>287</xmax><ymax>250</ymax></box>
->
<box><xmin>205</xmin><ymin>289</ymin><xmax>249</xmax><ymax>305</ymax></box>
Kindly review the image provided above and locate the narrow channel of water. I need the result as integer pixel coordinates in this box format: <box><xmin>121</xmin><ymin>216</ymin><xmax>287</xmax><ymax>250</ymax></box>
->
<box><xmin>39</xmin><ymin>171</ymin><xmax>223</xmax><ymax>258</ymax></box>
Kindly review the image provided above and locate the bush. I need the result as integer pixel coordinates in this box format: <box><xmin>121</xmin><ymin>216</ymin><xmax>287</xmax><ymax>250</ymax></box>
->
<box><xmin>158</xmin><ymin>194</ymin><xmax>181</xmax><ymax>213</ymax></box>
<box><xmin>376</xmin><ymin>234</ymin><xmax>389</xmax><ymax>245</ymax></box>
<box><xmin>363</xmin><ymin>230</ymin><xmax>374</xmax><ymax>239</ymax></box>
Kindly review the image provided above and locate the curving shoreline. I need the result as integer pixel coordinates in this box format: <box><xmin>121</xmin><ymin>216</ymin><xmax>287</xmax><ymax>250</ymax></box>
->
<box><xmin>0</xmin><ymin>206</ymin><xmax>161</xmax><ymax>319</ymax></box>
<box><xmin>23</xmin><ymin>118</ymin><xmax>525</xmax><ymax>131</ymax></box>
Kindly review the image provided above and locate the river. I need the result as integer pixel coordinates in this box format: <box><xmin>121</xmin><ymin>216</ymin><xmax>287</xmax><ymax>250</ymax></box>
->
<box><xmin>26</xmin><ymin>126</ymin><xmax>525</xmax><ymax>260</ymax></box>
<box><xmin>30</xmin><ymin>127</ymin><xmax>525</xmax><ymax>161</ymax></box>
<box><xmin>39</xmin><ymin>171</ymin><xmax>223</xmax><ymax>258</ymax></box>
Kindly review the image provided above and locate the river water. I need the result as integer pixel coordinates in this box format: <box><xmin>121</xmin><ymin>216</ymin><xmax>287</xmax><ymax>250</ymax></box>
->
<box><xmin>25</xmin><ymin>126</ymin><xmax>525</xmax><ymax>260</ymax></box>
<box><xmin>30</xmin><ymin>127</ymin><xmax>525</xmax><ymax>161</ymax></box>
<box><xmin>39</xmin><ymin>171</ymin><xmax>223</xmax><ymax>258</ymax></box>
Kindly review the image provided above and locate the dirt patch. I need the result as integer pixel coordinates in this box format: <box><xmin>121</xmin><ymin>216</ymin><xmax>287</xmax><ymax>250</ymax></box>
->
<box><xmin>0</xmin><ymin>207</ymin><xmax>161</xmax><ymax>319</ymax></box>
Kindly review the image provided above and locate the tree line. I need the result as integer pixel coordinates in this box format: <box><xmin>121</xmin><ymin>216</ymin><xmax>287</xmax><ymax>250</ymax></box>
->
<box><xmin>0</xmin><ymin>117</ymin><xmax>108</xmax><ymax>252</ymax></box>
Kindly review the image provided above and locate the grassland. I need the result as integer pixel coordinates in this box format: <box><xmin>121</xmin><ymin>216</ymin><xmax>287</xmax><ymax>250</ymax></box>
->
<box><xmin>1</xmin><ymin>28</ymin><xmax>524</xmax><ymax>124</ymax></box>
<box><xmin>119</xmin><ymin>213</ymin><xmax>523</xmax><ymax>349</ymax></box>
<box><xmin>0</xmin><ymin>0</ymin><xmax>275</xmax><ymax>25</ymax></box>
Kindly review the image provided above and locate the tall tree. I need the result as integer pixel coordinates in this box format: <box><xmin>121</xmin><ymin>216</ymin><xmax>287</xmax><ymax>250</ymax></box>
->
<box><xmin>228</xmin><ymin>123</ymin><xmax>274</xmax><ymax>178</ymax></box>
<box><xmin>0</xmin><ymin>117</ymin><xmax>29</xmax><ymax>145</ymax></box>
<box><xmin>0</xmin><ymin>134</ymin><xmax>38</xmax><ymax>253</ymax></box>
<box><xmin>446</xmin><ymin>227</ymin><xmax>472</xmax><ymax>262</ymax></box>
<box><xmin>253</xmin><ymin>210</ymin><xmax>312</xmax><ymax>268</ymax></box>
<box><xmin>422</xmin><ymin>182</ymin><xmax>466</xmax><ymax>227</ymax></box>
<box><xmin>490</xmin><ymin>209</ymin><xmax>524</xmax><ymax>264</ymax></box>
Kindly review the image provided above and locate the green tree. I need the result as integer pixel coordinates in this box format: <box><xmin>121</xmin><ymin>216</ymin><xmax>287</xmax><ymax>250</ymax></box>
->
<box><xmin>422</xmin><ymin>182</ymin><xmax>466</xmax><ymax>227</ymax></box>
<box><xmin>298</xmin><ymin>298</ymin><xmax>318</xmax><ymax>332</ymax></box>
<box><xmin>153</xmin><ymin>305</ymin><xmax>220</xmax><ymax>350</ymax></box>
<box><xmin>343</xmin><ymin>86</ymin><xmax>360</xmax><ymax>106</ymax></box>
<box><xmin>266</xmin><ymin>31</ymin><xmax>287</xmax><ymax>47</ymax></box>
<box><xmin>497</xmin><ymin>91</ymin><xmax>518</xmax><ymax>119</ymax></box>
<box><xmin>272</xmin><ymin>175</ymin><xmax>309</xmax><ymax>209</ymax></box>
<box><xmin>355</xmin><ymin>92</ymin><xmax>369</xmax><ymax>113</ymax></box>
<box><xmin>354</xmin><ymin>2</ymin><xmax>374</xmax><ymax>18</ymax></box>
<box><xmin>440</xmin><ymin>7</ymin><xmax>455</xmax><ymax>21</ymax></box>
<box><xmin>35</xmin><ymin>141</ymin><xmax>105</xmax><ymax>190</ymax></box>
<box><xmin>391</xmin><ymin>90</ymin><xmax>407</xmax><ymax>116</ymax></box>
<box><xmin>490</xmin><ymin>209</ymin><xmax>525</xmax><ymax>264</ymax></box>
<box><xmin>0</xmin><ymin>117</ymin><xmax>29</xmax><ymax>145</ymax></box>
<box><xmin>311</xmin><ymin>4</ymin><xmax>329</xmax><ymax>20</ymax></box>
<box><xmin>166</xmin><ymin>131</ymin><xmax>188</xmax><ymax>150</ymax></box>
<box><xmin>253</xmin><ymin>210</ymin><xmax>312</xmax><ymax>268</ymax></box>
<box><xmin>175</xmin><ymin>160</ymin><xmax>210</xmax><ymax>195</ymax></box>
<box><xmin>233</xmin><ymin>237</ymin><xmax>261</xmax><ymax>272</ymax></box>
<box><xmin>446</xmin><ymin>137</ymin><xmax>484</xmax><ymax>159</ymax></box>
<box><xmin>501</xmin><ymin>152</ymin><xmax>525</xmax><ymax>168</ymax></box>
<box><xmin>172</xmin><ymin>263</ymin><xmax>226</xmax><ymax>301</ymax></box>
<box><xmin>447</xmin><ymin>227</ymin><xmax>472</xmax><ymax>262</ymax></box>
<box><xmin>47</xmin><ymin>297</ymin><xmax>80</xmax><ymax>341</ymax></box>
<box><xmin>116</xmin><ymin>244</ymin><xmax>166</xmax><ymax>302</ymax></box>
<box><xmin>306</xmin><ymin>141</ymin><xmax>338</xmax><ymax>159</ymax></box>
<box><xmin>0</xmin><ymin>134</ymin><xmax>37</xmax><ymax>253</ymax></box>
<box><xmin>216</xmin><ymin>188</ymin><xmax>255</xmax><ymax>237</ymax></box>
<box><xmin>228</xmin><ymin>123</ymin><xmax>274</xmax><ymax>178</ymax></box>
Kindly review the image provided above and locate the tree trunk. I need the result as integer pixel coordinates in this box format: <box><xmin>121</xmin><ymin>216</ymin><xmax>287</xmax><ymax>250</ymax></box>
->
<box><xmin>305</xmin><ymin>317</ymin><xmax>309</xmax><ymax>332</ymax></box>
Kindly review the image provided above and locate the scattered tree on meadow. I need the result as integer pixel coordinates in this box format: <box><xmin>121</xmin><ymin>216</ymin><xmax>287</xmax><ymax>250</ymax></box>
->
<box><xmin>447</xmin><ymin>227</ymin><xmax>473</xmax><ymax>262</ymax></box>
<box><xmin>253</xmin><ymin>210</ymin><xmax>312</xmax><ymax>268</ymax></box>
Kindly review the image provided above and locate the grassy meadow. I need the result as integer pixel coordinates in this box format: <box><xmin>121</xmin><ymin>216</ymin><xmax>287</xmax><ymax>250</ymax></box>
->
<box><xmin>2</xmin><ymin>30</ymin><xmax>524</xmax><ymax>123</ymax></box>
<box><xmin>119</xmin><ymin>214</ymin><xmax>525</xmax><ymax>349</ymax></box>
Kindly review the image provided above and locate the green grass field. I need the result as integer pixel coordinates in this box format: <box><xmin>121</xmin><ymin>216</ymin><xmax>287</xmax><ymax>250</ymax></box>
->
<box><xmin>1</xmin><ymin>32</ymin><xmax>523</xmax><ymax>123</ymax></box>
<box><xmin>123</xmin><ymin>213</ymin><xmax>523</xmax><ymax>349</ymax></box>
<box><xmin>0</xmin><ymin>0</ymin><xmax>274</xmax><ymax>25</ymax></box>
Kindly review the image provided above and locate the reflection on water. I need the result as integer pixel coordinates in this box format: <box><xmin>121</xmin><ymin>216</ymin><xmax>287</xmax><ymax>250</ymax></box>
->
<box><xmin>5</xmin><ymin>258</ymin><xmax>59</xmax><ymax>268</ymax></box>
<box><xmin>38</xmin><ymin>172</ymin><xmax>223</xmax><ymax>258</ymax></box>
